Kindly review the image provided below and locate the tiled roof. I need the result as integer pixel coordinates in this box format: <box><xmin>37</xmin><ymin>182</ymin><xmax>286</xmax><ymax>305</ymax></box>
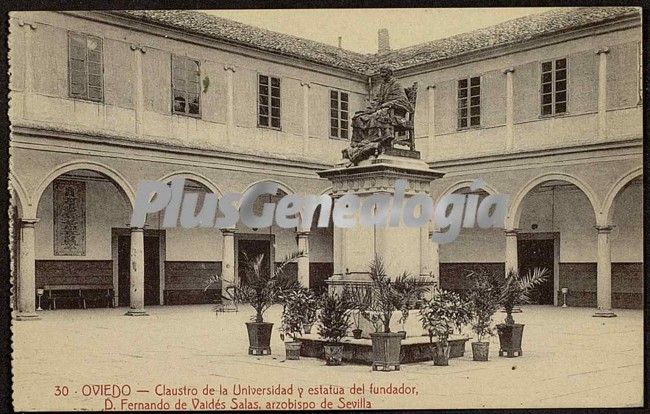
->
<box><xmin>113</xmin><ymin>7</ymin><xmax>640</xmax><ymax>75</ymax></box>
<box><xmin>372</xmin><ymin>7</ymin><xmax>640</xmax><ymax>71</ymax></box>
<box><xmin>113</xmin><ymin>10</ymin><xmax>371</xmax><ymax>74</ymax></box>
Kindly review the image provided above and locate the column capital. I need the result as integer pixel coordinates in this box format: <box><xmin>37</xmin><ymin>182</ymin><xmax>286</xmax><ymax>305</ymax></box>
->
<box><xmin>502</xmin><ymin>67</ymin><xmax>515</xmax><ymax>74</ymax></box>
<box><xmin>224</xmin><ymin>64</ymin><xmax>236</xmax><ymax>72</ymax></box>
<box><xmin>594</xmin><ymin>225</ymin><xmax>615</xmax><ymax>234</ymax></box>
<box><xmin>20</xmin><ymin>218</ymin><xmax>39</xmax><ymax>227</ymax></box>
<box><xmin>595</xmin><ymin>47</ymin><xmax>610</xmax><ymax>55</ymax></box>
<box><xmin>129</xmin><ymin>226</ymin><xmax>144</xmax><ymax>232</ymax></box>
<box><xmin>426</xmin><ymin>85</ymin><xmax>436</xmax><ymax>91</ymax></box>
<box><xmin>296</xmin><ymin>230</ymin><xmax>310</xmax><ymax>237</ymax></box>
<box><xmin>130</xmin><ymin>44</ymin><xmax>146</xmax><ymax>53</ymax></box>
<box><xmin>504</xmin><ymin>228</ymin><xmax>520</xmax><ymax>236</ymax></box>
<box><xmin>300</xmin><ymin>81</ymin><xmax>311</xmax><ymax>88</ymax></box>
<box><xmin>220</xmin><ymin>227</ymin><xmax>237</xmax><ymax>235</ymax></box>
<box><xmin>18</xmin><ymin>20</ymin><xmax>37</xmax><ymax>30</ymax></box>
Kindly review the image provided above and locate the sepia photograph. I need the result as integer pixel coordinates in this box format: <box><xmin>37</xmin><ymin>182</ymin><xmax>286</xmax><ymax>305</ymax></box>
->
<box><xmin>6</xmin><ymin>5</ymin><xmax>644</xmax><ymax>411</ymax></box>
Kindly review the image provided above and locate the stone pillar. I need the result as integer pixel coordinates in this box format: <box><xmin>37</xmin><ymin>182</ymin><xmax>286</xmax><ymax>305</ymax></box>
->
<box><xmin>125</xmin><ymin>227</ymin><xmax>147</xmax><ymax>316</ymax></box>
<box><xmin>503</xmin><ymin>67</ymin><xmax>515</xmax><ymax>150</ymax></box>
<box><xmin>224</xmin><ymin>65</ymin><xmax>236</xmax><ymax>143</ymax></box>
<box><xmin>15</xmin><ymin>218</ymin><xmax>39</xmax><ymax>320</ymax></box>
<box><xmin>221</xmin><ymin>228</ymin><xmax>236</xmax><ymax>290</ymax></box>
<box><xmin>426</xmin><ymin>226</ymin><xmax>441</xmax><ymax>286</ymax></box>
<box><xmin>296</xmin><ymin>231</ymin><xmax>310</xmax><ymax>288</ymax></box>
<box><xmin>426</xmin><ymin>85</ymin><xmax>436</xmax><ymax>157</ymax></box>
<box><xmin>594</xmin><ymin>225</ymin><xmax>617</xmax><ymax>317</ymax></box>
<box><xmin>504</xmin><ymin>228</ymin><xmax>519</xmax><ymax>276</ymax></box>
<box><xmin>596</xmin><ymin>48</ymin><xmax>609</xmax><ymax>140</ymax></box>
<box><xmin>301</xmin><ymin>82</ymin><xmax>311</xmax><ymax>154</ymax></box>
<box><xmin>130</xmin><ymin>44</ymin><xmax>146</xmax><ymax>136</ymax></box>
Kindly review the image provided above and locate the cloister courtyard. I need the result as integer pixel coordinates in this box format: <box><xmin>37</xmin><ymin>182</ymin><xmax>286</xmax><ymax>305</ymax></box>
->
<box><xmin>11</xmin><ymin>304</ymin><xmax>643</xmax><ymax>410</ymax></box>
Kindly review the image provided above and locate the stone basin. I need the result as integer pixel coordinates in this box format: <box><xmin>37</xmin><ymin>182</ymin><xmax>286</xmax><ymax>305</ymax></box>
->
<box><xmin>299</xmin><ymin>333</ymin><xmax>470</xmax><ymax>365</ymax></box>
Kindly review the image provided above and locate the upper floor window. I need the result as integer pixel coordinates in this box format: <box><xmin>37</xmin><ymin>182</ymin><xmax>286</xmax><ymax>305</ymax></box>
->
<box><xmin>258</xmin><ymin>75</ymin><xmax>281</xmax><ymax>129</ymax></box>
<box><xmin>458</xmin><ymin>76</ymin><xmax>480</xmax><ymax>129</ymax></box>
<box><xmin>330</xmin><ymin>90</ymin><xmax>349</xmax><ymax>139</ymax></box>
<box><xmin>68</xmin><ymin>32</ymin><xmax>103</xmax><ymax>102</ymax></box>
<box><xmin>541</xmin><ymin>58</ymin><xmax>567</xmax><ymax>116</ymax></box>
<box><xmin>172</xmin><ymin>56</ymin><xmax>201</xmax><ymax>116</ymax></box>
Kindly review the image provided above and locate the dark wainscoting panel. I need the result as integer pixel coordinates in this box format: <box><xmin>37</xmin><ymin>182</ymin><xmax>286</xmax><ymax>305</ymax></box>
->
<box><xmin>558</xmin><ymin>262</ymin><xmax>642</xmax><ymax>309</ymax></box>
<box><xmin>35</xmin><ymin>260</ymin><xmax>112</xmax><ymax>287</ymax></box>
<box><xmin>310</xmin><ymin>262</ymin><xmax>333</xmax><ymax>295</ymax></box>
<box><xmin>164</xmin><ymin>261</ymin><xmax>221</xmax><ymax>305</ymax></box>
<box><xmin>440</xmin><ymin>262</ymin><xmax>505</xmax><ymax>293</ymax></box>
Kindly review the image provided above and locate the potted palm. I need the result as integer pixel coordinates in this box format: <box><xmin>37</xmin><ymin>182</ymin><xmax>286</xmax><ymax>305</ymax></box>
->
<box><xmin>300</xmin><ymin>289</ymin><xmax>319</xmax><ymax>334</ymax></box>
<box><xmin>393</xmin><ymin>272</ymin><xmax>431</xmax><ymax>339</ymax></box>
<box><xmin>346</xmin><ymin>284</ymin><xmax>370</xmax><ymax>339</ymax></box>
<box><xmin>419</xmin><ymin>288</ymin><xmax>472</xmax><ymax>366</ymax></box>
<box><xmin>466</xmin><ymin>269</ymin><xmax>501</xmax><ymax>361</ymax></box>
<box><xmin>279</xmin><ymin>287</ymin><xmax>312</xmax><ymax>360</ymax></box>
<box><xmin>360</xmin><ymin>256</ymin><xmax>404</xmax><ymax>371</ymax></box>
<box><xmin>235</xmin><ymin>251</ymin><xmax>302</xmax><ymax>356</ymax></box>
<box><xmin>318</xmin><ymin>291</ymin><xmax>352</xmax><ymax>366</ymax></box>
<box><xmin>496</xmin><ymin>268</ymin><xmax>550</xmax><ymax>357</ymax></box>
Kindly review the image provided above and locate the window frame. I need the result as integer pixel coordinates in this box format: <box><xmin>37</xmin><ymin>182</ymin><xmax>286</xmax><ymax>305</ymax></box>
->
<box><xmin>329</xmin><ymin>89</ymin><xmax>350</xmax><ymax>140</ymax></box>
<box><xmin>457</xmin><ymin>75</ymin><xmax>482</xmax><ymax>130</ymax></box>
<box><xmin>67</xmin><ymin>31</ymin><xmax>104</xmax><ymax>103</ymax></box>
<box><xmin>170</xmin><ymin>55</ymin><xmax>202</xmax><ymax>118</ymax></box>
<box><xmin>257</xmin><ymin>73</ymin><xmax>282</xmax><ymax>130</ymax></box>
<box><xmin>539</xmin><ymin>57</ymin><xmax>569</xmax><ymax>117</ymax></box>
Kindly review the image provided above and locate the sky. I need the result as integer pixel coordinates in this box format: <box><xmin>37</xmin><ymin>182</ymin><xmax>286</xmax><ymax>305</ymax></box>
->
<box><xmin>205</xmin><ymin>8</ymin><xmax>557</xmax><ymax>54</ymax></box>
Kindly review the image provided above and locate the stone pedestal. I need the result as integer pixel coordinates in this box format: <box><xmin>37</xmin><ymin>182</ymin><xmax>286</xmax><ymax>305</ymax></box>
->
<box><xmin>318</xmin><ymin>153</ymin><xmax>444</xmax><ymax>294</ymax></box>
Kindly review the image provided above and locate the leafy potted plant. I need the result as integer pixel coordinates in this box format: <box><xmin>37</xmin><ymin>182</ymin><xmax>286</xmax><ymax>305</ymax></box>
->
<box><xmin>359</xmin><ymin>256</ymin><xmax>405</xmax><ymax>371</ymax></box>
<box><xmin>466</xmin><ymin>268</ymin><xmax>501</xmax><ymax>361</ymax></box>
<box><xmin>346</xmin><ymin>284</ymin><xmax>370</xmax><ymax>339</ymax></box>
<box><xmin>300</xmin><ymin>289</ymin><xmax>319</xmax><ymax>334</ymax></box>
<box><xmin>234</xmin><ymin>251</ymin><xmax>302</xmax><ymax>356</ymax></box>
<box><xmin>318</xmin><ymin>291</ymin><xmax>352</xmax><ymax>366</ymax></box>
<box><xmin>419</xmin><ymin>288</ymin><xmax>472</xmax><ymax>366</ymax></box>
<box><xmin>496</xmin><ymin>268</ymin><xmax>550</xmax><ymax>357</ymax></box>
<box><xmin>279</xmin><ymin>287</ymin><xmax>312</xmax><ymax>360</ymax></box>
<box><xmin>393</xmin><ymin>272</ymin><xmax>431</xmax><ymax>339</ymax></box>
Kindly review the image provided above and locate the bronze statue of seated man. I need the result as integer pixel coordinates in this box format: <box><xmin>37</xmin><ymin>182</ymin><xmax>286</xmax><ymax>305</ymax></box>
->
<box><xmin>342</xmin><ymin>66</ymin><xmax>414</xmax><ymax>165</ymax></box>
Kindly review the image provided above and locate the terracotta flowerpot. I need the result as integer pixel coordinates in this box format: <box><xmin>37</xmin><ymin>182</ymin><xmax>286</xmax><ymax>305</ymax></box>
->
<box><xmin>432</xmin><ymin>340</ymin><xmax>450</xmax><ymax>366</ymax></box>
<box><xmin>471</xmin><ymin>341</ymin><xmax>490</xmax><ymax>361</ymax></box>
<box><xmin>324</xmin><ymin>344</ymin><xmax>343</xmax><ymax>366</ymax></box>
<box><xmin>284</xmin><ymin>341</ymin><xmax>301</xmax><ymax>360</ymax></box>
<box><xmin>245</xmin><ymin>322</ymin><xmax>273</xmax><ymax>355</ymax></box>
<box><xmin>352</xmin><ymin>329</ymin><xmax>363</xmax><ymax>339</ymax></box>
<box><xmin>370</xmin><ymin>332</ymin><xmax>402</xmax><ymax>371</ymax></box>
<box><xmin>496</xmin><ymin>323</ymin><xmax>524</xmax><ymax>357</ymax></box>
<box><xmin>303</xmin><ymin>323</ymin><xmax>313</xmax><ymax>335</ymax></box>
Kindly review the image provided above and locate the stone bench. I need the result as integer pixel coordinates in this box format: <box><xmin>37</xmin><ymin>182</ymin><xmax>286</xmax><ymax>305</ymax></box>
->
<box><xmin>42</xmin><ymin>284</ymin><xmax>114</xmax><ymax>310</ymax></box>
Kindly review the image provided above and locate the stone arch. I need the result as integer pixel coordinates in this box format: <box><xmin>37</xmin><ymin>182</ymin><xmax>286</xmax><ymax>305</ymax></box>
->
<box><xmin>601</xmin><ymin>166</ymin><xmax>643</xmax><ymax>226</ymax></box>
<box><xmin>158</xmin><ymin>171</ymin><xmax>223</xmax><ymax>196</ymax></box>
<box><xmin>241</xmin><ymin>179</ymin><xmax>296</xmax><ymax>196</ymax></box>
<box><xmin>434</xmin><ymin>179</ymin><xmax>499</xmax><ymax>206</ymax></box>
<box><xmin>506</xmin><ymin>172</ymin><xmax>600</xmax><ymax>230</ymax></box>
<box><xmin>9</xmin><ymin>172</ymin><xmax>29</xmax><ymax>217</ymax></box>
<box><xmin>33</xmin><ymin>160</ymin><xmax>136</xmax><ymax>211</ymax></box>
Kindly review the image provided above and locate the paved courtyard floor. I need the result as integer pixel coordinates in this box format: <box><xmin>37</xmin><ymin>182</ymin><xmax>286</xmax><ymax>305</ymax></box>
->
<box><xmin>11</xmin><ymin>304</ymin><xmax>643</xmax><ymax>410</ymax></box>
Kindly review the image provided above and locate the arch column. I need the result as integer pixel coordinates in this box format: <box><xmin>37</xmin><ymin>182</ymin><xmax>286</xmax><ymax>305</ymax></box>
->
<box><xmin>15</xmin><ymin>218</ymin><xmax>39</xmax><ymax>321</ymax></box>
<box><xmin>504</xmin><ymin>228</ymin><xmax>519</xmax><ymax>276</ymax></box>
<box><xmin>593</xmin><ymin>225</ymin><xmax>616</xmax><ymax>317</ymax></box>
<box><xmin>296</xmin><ymin>231</ymin><xmax>310</xmax><ymax>288</ymax></box>
<box><xmin>125</xmin><ymin>227</ymin><xmax>147</xmax><ymax>316</ymax></box>
<box><xmin>221</xmin><ymin>228</ymin><xmax>236</xmax><ymax>290</ymax></box>
<box><xmin>423</xmin><ymin>224</ymin><xmax>440</xmax><ymax>284</ymax></box>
